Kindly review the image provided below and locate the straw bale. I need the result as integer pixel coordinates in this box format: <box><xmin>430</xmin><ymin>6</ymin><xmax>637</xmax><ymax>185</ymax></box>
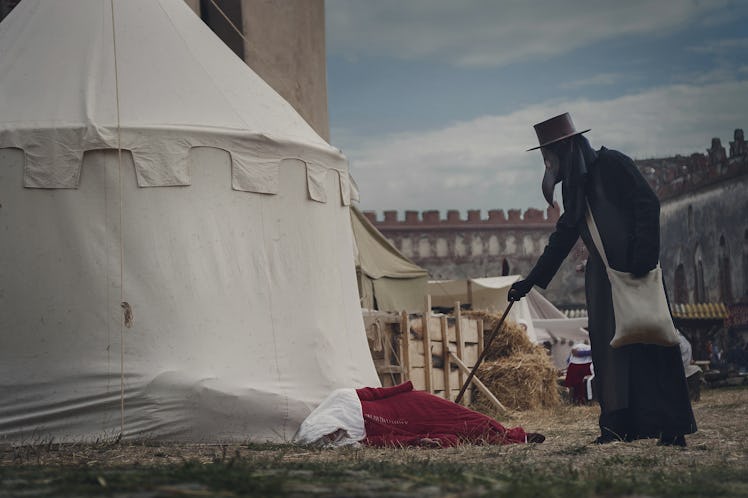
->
<box><xmin>473</xmin><ymin>352</ymin><xmax>562</xmax><ymax>411</ymax></box>
<box><xmin>462</xmin><ymin>311</ymin><xmax>561</xmax><ymax>412</ymax></box>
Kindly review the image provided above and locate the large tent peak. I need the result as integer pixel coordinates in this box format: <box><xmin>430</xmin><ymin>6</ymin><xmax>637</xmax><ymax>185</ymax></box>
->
<box><xmin>0</xmin><ymin>0</ymin><xmax>351</xmax><ymax>203</ymax></box>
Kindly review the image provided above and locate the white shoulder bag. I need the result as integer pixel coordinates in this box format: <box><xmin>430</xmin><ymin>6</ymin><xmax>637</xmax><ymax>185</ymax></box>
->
<box><xmin>585</xmin><ymin>202</ymin><xmax>679</xmax><ymax>348</ymax></box>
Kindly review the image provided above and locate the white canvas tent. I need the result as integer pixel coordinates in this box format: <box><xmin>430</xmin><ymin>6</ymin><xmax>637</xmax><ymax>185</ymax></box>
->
<box><xmin>526</xmin><ymin>290</ymin><xmax>589</xmax><ymax>369</ymax></box>
<box><xmin>350</xmin><ymin>206</ymin><xmax>429</xmax><ymax>312</ymax></box>
<box><xmin>0</xmin><ymin>0</ymin><xmax>379</xmax><ymax>442</ymax></box>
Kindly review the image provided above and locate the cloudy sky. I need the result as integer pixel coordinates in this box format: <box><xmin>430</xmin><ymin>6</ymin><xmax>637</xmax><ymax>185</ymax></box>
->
<box><xmin>324</xmin><ymin>0</ymin><xmax>748</xmax><ymax>216</ymax></box>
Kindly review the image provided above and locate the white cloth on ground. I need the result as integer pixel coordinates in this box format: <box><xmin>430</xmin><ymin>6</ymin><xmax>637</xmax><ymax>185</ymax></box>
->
<box><xmin>293</xmin><ymin>388</ymin><xmax>365</xmax><ymax>447</ymax></box>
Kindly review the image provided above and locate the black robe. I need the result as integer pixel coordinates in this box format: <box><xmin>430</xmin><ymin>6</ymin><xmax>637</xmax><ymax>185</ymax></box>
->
<box><xmin>527</xmin><ymin>147</ymin><xmax>697</xmax><ymax>439</ymax></box>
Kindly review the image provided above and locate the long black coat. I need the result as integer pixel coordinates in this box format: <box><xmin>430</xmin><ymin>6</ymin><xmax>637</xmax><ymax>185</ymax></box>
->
<box><xmin>528</xmin><ymin>147</ymin><xmax>696</xmax><ymax>438</ymax></box>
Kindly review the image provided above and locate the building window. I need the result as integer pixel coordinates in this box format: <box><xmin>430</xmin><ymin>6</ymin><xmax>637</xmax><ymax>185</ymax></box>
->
<box><xmin>696</xmin><ymin>261</ymin><xmax>706</xmax><ymax>302</ymax></box>
<box><xmin>418</xmin><ymin>237</ymin><xmax>432</xmax><ymax>258</ymax></box>
<box><xmin>488</xmin><ymin>235</ymin><xmax>500</xmax><ymax>256</ymax></box>
<box><xmin>502</xmin><ymin>259</ymin><xmax>510</xmax><ymax>276</ymax></box>
<box><xmin>674</xmin><ymin>264</ymin><xmax>687</xmax><ymax>303</ymax></box>
<box><xmin>400</xmin><ymin>238</ymin><xmax>413</xmax><ymax>258</ymax></box>
<box><xmin>454</xmin><ymin>236</ymin><xmax>466</xmax><ymax>258</ymax></box>
<box><xmin>471</xmin><ymin>236</ymin><xmax>483</xmax><ymax>257</ymax></box>
<box><xmin>200</xmin><ymin>0</ymin><xmax>244</xmax><ymax>60</ymax></box>
<box><xmin>435</xmin><ymin>238</ymin><xmax>448</xmax><ymax>258</ymax></box>
<box><xmin>694</xmin><ymin>244</ymin><xmax>706</xmax><ymax>303</ymax></box>
<box><xmin>718</xmin><ymin>235</ymin><xmax>733</xmax><ymax>303</ymax></box>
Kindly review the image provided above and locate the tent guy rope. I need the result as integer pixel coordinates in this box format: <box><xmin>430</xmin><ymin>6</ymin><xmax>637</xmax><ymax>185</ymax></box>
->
<box><xmin>109</xmin><ymin>0</ymin><xmax>126</xmax><ymax>436</ymax></box>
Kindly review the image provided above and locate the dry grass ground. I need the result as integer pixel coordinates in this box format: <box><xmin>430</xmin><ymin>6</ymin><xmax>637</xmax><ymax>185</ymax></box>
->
<box><xmin>1</xmin><ymin>385</ymin><xmax>746</xmax><ymax>497</ymax></box>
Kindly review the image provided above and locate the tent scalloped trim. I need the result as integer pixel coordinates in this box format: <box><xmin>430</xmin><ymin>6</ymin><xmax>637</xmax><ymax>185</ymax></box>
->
<box><xmin>0</xmin><ymin>127</ymin><xmax>354</xmax><ymax>206</ymax></box>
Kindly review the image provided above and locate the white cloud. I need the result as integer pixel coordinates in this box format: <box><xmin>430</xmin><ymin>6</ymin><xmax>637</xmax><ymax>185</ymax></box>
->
<box><xmin>342</xmin><ymin>80</ymin><xmax>748</xmax><ymax>213</ymax></box>
<box><xmin>326</xmin><ymin>0</ymin><xmax>731</xmax><ymax>67</ymax></box>
<box><xmin>561</xmin><ymin>73</ymin><xmax>625</xmax><ymax>89</ymax></box>
<box><xmin>687</xmin><ymin>37</ymin><xmax>748</xmax><ymax>54</ymax></box>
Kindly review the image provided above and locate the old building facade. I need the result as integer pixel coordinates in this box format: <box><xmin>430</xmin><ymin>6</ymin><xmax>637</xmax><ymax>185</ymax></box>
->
<box><xmin>368</xmin><ymin>130</ymin><xmax>748</xmax><ymax>309</ymax></box>
<box><xmin>651</xmin><ymin>130</ymin><xmax>748</xmax><ymax>306</ymax></box>
<box><xmin>364</xmin><ymin>205</ymin><xmax>589</xmax><ymax>307</ymax></box>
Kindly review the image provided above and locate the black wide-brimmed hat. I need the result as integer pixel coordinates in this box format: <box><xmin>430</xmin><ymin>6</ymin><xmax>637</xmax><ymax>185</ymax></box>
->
<box><xmin>527</xmin><ymin>112</ymin><xmax>590</xmax><ymax>151</ymax></box>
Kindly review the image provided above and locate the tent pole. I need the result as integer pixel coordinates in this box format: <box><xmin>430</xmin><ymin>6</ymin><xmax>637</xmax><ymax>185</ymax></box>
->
<box><xmin>440</xmin><ymin>316</ymin><xmax>451</xmax><ymax>400</ymax></box>
<box><xmin>454</xmin><ymin>301</ymin><xmax>466</xmax><ymax>405</ymax></box>
<box><xmin>422</xmin><ymin>295</ymin><xmax>433</xmax><ymax>394</ymax></box>
<box><xmin>399</xmin><ymin>311</ymin><xmax>410</xmax><ymax>382</ymax></box>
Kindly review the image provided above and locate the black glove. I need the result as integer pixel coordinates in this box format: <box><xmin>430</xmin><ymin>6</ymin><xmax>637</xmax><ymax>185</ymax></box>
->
<box><xmin>508</xmin><ymin>279</ymin><xmax>534</xmax><ymax>302</ymax></box>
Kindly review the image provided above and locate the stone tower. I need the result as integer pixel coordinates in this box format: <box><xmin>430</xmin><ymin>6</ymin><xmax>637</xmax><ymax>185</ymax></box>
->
<box><xmin>187</xmin><ymin>0</ymin><xmax>330</xmax><ymax>141</ymax></box>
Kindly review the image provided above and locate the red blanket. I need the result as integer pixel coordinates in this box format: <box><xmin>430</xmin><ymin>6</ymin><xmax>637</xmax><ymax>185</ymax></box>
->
<box><xmin>356</xmin><ymin>381</ymin><xmax>527</xmax><ymax>447</ymax></box>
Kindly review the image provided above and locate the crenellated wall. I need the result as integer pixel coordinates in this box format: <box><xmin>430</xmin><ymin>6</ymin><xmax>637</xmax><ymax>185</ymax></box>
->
<box><xmin>369</xmin><ymin>129</ymin><xmax>748</xmax><ymax>308</ymax></box>
<box><xmin>365</xmin><ymin>204</ymin><xmax>560</xmax><ymax>228</ymax></box>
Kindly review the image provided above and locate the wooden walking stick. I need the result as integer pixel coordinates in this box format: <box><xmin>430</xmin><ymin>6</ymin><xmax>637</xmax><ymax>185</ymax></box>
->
<box><xmin>454</xmin><ymin>300</ymin><xmax>515</xmax><ymax>404</ymax></box>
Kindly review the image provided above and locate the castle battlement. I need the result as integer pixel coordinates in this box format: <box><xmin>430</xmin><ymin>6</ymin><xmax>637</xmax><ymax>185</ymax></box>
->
<box><xmin>364</xmin><ymin>203</ymin><xmax>560</xmax><ymax>228</ymax></box>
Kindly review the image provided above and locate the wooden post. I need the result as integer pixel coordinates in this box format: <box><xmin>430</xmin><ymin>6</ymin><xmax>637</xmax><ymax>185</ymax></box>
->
<box><xmin>381</xmin><ymin>321</ymin><xmax>391</xmax><ymax>386</ymax></box>
<box><xmin>454</xmin><ymin>301</ymin><xmax>465</xmax><ymax>405</ymax></box>
<box><xmin>466</xmin><ymin>280</ymin><xmax>473</xmax><ymax>308</ymax></box>
<box><xmin>449</xmin><ymin>352</ymin><xmax>507</xmax><ymax>413</ymax></box>
<box><xmin>440</xmin><ymin>315</ymin><xmax>451</xmax><ymax>401</ymax></box>
<box><xmin>477</xmin><ymin>319</ymin><xmax>485</xmax><ymax>358</ymax></box>
<box><xmin>422</xmin><ymin>295</ymin><xmax>432</xmax><ymax>394</ymax></box>
<box><xmin>400</xmin><ymin>310</ymin><xmax>410</xmax><ymax>382</ymax></box>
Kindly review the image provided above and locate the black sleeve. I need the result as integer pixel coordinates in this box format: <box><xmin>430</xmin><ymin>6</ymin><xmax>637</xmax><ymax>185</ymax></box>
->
<box><xmin>526</xmin><ymin>211</ymin><xmax>580</xmax><ymax>288</ymax></box>
<box><xmin>620</xmin><ymin>156</ymin><xmax>661</xmax><ymax>274</ymax></box>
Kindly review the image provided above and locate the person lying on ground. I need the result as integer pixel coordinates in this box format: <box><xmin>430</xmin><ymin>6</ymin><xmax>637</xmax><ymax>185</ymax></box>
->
<box><xmin>293</xmin><ymin>380</ymin><xmax>545</xmax><ymax>447</ymax></box>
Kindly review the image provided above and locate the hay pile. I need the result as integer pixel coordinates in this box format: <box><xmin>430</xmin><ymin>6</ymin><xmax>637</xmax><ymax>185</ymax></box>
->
<box><xmin>463</xmin><ymin>311</ymin><xmax>561</xmax><ymax>412</ymax></box>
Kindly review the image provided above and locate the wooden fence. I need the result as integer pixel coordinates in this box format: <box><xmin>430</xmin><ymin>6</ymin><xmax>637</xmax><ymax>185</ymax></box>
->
<box><xmin>364</xmin><ymin>300</ymin><xmax>504</xmax><ymax>409</ymax></box>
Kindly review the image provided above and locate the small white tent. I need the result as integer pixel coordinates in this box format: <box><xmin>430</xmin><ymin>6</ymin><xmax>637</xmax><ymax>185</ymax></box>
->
<box><xmin>0</xmin><ymin>0</ymin><xmax>379</xmax><ymax>442</ymax></box>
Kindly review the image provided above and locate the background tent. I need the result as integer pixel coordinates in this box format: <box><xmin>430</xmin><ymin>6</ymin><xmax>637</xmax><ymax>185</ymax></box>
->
<box><xmin>427</xmin><ymin>276</ymin><xmax>538</xmax><ymax>342</ymax></box>
<box><xmin>351</xmin><ymin>206</ymin><xmax>429</xmax><ymax>311</ymax></box>
<box><xmin>0</xmin><ymin>0</ymin><xmax>379</xmax><ymax>443</ymax></box>
<box><xmin>428</xmin><ymin>277</ymin><xmax>589</xmax><ymax>367</ymax></box>
<box><xmin>526</xmin><ymin>289</ymin><xmax>589</xmax><ymax>369</ymax></box>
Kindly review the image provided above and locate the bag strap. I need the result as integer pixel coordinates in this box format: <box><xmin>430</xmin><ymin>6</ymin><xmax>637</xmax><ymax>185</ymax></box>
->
<box><xmin>584</xmin><ymin>200</ymin><xmax>610</xmax><ymax>268</ymax></box>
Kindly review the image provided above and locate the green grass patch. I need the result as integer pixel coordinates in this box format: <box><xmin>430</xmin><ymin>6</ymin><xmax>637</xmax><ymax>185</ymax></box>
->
<box><xmin>2</xmin><ymin>455</ymin><xmax>747</xmax><ymax>498</ymax></box>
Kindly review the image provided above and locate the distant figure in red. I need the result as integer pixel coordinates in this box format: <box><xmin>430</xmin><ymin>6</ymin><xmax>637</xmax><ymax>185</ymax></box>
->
<box><xmin>357</xmin><ymin>381</ymin><xmax>541</xmax><ymax>447</ymax></box>
<box><xmin>564</xmin><ymin>343</ymin><xmax>592</xmax><ymax>404</ymax></box>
